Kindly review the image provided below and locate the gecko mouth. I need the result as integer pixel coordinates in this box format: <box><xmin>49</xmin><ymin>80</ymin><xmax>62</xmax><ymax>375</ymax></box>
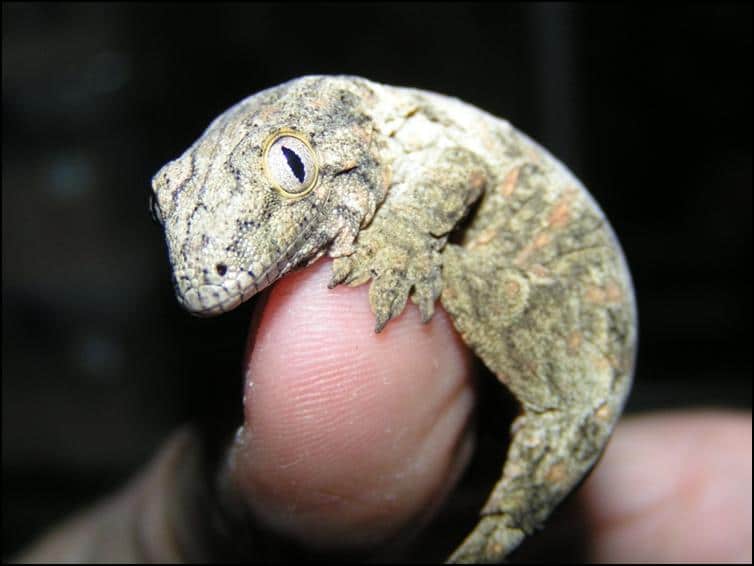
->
<box><xmin>173</xmin><ymin>258</ymin><xmax>286</xmax><ymax>317</ymax></box>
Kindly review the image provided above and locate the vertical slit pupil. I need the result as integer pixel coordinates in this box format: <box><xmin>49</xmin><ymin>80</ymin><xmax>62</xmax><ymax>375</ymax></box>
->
<box><xmin>281</xmin><ymin>146</ymin><xmax>306</xmax><ymax>183</ymax></box>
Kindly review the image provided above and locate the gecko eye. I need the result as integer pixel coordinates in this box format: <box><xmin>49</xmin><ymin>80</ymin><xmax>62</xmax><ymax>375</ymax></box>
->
<box><xmin>262</xmin><ymin>130</ymin><xmax>319</xmax><ymax>198</ymax></box>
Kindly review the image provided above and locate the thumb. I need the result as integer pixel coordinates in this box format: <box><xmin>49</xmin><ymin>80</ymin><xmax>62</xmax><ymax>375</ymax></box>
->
<box><xmin>225</xmin><ymin>257</ymin><xmax>477</xmax><ymax>553</ymax></box>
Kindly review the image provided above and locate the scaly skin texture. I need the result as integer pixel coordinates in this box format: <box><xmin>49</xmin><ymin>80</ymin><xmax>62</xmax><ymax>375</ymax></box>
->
<box><xmin>151</xmin><ymin>75</ymin><xmax>637</xmax><ymax>563</ymax></box>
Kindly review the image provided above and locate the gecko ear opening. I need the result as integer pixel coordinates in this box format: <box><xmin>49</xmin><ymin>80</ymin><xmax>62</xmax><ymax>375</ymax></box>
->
<box><xmin>262</xmin><ymin>129</ymin><xmax>320</xmax><ymax>199</ymax></box>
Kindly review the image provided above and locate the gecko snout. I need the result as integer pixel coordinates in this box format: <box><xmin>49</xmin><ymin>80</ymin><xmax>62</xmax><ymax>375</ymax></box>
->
<box><xmin>171</xmin><ymin>255</ymin><xmax>276</xmax><ymax>317</ymax></box>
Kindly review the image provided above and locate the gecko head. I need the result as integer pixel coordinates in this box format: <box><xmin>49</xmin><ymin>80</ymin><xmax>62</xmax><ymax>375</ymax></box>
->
<box><xmin>150</xmin><ymin>75</ymin><xmax>385</xmax><ymax>316</ymax></box>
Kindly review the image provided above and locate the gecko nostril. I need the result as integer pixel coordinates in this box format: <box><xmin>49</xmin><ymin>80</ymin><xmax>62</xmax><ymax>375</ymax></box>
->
<box><xmin>215</xmin><ymin>263</ymin><xmax>227</xmax><ymax>276</ymax></box>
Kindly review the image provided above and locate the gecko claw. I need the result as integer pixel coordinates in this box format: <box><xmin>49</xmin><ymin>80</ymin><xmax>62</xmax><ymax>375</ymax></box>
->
<box><xmin>329</xmin><ymin>257</ymin><xmax>352</xmax><ymax>288</ymax></box>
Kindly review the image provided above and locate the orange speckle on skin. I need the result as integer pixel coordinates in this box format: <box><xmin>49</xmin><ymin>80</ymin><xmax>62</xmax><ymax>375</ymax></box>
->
<box><xmin>546</xmin><ymin>462</ymin><xmax>568</xmax><ymax>484</ymax></box>
<box><xmin>548</xmin><ymin>188</ymin><xmax>578</xmax><ymax>229</ymax></box>
<box><xmin>468</xmin><ymin>227</ymin><xmax>497</xmax><ymax>249</ymax></box>
<box><xmin>567</xmin><ymin>331</ymin><xmax>582</xmax><ymax>354</ymax></box>
<box><xmin>514</xmin><ymin>244</ymin><xmax>533</xmax><ymax>267</ymax></box>
<box><xmin>534</xmin><ymin>232</ymin><xmax>551</xmax><ymax>248</ymax></box>
<box><xmin>495</xmin><ymin>371</ymin><xmax>512</xmax><ymax>387</ymax></box>
<box><xmin>479</xmin><ymin>127</ymin><xmax>498</xmax><ymax>153</ymax></box>
<box><xmin>487</xmin><ymin>541</ymin><xmax>504</xmax><ymax>557</ymax></box>
<box><xmin>548</xmin><ymin>202</ymin><xmax>570</xmax><ymax>229</ymax></box>
<box><xmin>382</xmin><ymin>168</ymin><xmax>392</xmax><ymax>191</ymax></box>
<box><xmin>469</xmin><ymin>170</ymin><xmax>487</xmax><ymax>192</ymax></box>
<box><xmin>527</xmin><ymin>263</ymin><xmax>551</xmax><ymax>279</ymax></box>
<box><xmin>525</xmin><ymin>360</ymin><xmax>539</xmax><ymax>378</ymax></box>
<box><xmin>515</xmin><ymin>232</ymin><xmax>551</xmax><ymax>267</ymax></box>
<box><xmin>257</xmin><ymin>106</ymin><xmax>276</xmax><ymax>121</ymax></box>
<box><xmin>354</xmin><ymin>125</ymin><xmax>373</xmax><ymax>145</ymax></box>
<box><xmin>504</xmin><ymin>279</ymin><xmax>521</xmax><ymax>299</ymax></box>
<box><xmin>524</xmin><ymin>146</ymin><xmax>542</xmax><ymax>164</ymax></box>
<box><xmin>500</xmin><ymin>167</ymin><xmax>520</xmax><ymax>197</ymax></box>
<box><xmin>595</xmin><ymin>404</ymin><xmax>611</xmax><ymax>422</ymax></box>
<box><xmin>585</xmin><ymin>286</ymin><xmax>607</xmax><ymax>303</ymax></box>
<box><xmin>592</xmin><ymin>355</ymin><xmax>611</xmax><ymax>371</ymax></box>
<box><xmin>586</xmin><ymin>281</ymin><xmax>623</xmax><ymax>305</ymax></box>
<box><xmin>605</xmin><ymin>280</ymin><xmax>623</xmax><ymax>302</ymax></box>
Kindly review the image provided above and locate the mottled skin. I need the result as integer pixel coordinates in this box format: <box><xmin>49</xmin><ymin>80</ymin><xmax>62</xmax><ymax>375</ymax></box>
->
<box><xmin>151</xmin><ymin>76</ymin><xmax>637</xmax><ymax>563</ymax></box>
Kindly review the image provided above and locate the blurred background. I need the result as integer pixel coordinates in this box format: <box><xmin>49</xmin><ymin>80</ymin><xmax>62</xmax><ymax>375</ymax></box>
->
<box><xmin>2</xmin><ymin>2</ymin><xmax>751</xmax><ymax>560</ymax></box>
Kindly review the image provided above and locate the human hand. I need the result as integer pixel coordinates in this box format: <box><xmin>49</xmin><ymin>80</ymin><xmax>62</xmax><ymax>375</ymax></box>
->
<box><xmin>15</xmin><ymin>258</ymin><xmax>752</xmax><ymax>563</ymax></box>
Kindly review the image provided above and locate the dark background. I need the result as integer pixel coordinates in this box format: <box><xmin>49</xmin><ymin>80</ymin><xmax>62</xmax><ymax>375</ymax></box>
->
<box><xmin>2</xmin><ymin>2</ymin><xmax>751</xmax><ymax>560</ymax></box>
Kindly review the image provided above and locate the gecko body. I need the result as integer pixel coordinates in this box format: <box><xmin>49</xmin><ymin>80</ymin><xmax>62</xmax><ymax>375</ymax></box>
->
<box><xmin>151</xmin><ymin>76</ymin><xmax>637</xmax><ymax>563</ymax></box>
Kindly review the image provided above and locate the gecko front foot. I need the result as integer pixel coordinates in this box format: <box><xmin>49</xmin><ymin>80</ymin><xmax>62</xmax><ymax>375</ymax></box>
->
<box><xmin>329</xmin><ymin>146</ymin><xmax>488</xmax><ymax>332</ymax></box>
<box><xmin>329</xmin><ymin>216</ymin><xmax>444</xmax><ymax>331</ymax></box>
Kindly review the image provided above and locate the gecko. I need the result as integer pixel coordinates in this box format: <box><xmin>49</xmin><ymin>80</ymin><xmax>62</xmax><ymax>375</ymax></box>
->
<box><xmin>150</xmin><ymin>75</ymin><xmax>637</xmax><ymax>563</ymax></box>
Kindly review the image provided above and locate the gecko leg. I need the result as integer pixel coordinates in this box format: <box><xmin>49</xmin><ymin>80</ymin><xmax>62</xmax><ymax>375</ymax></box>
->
<box><xmin>440</xmin><ymin>241</ymin><xmax>634</xmax><ymax>563</ymax></box>
<box><xmin>446</xmin><ymin>406</ymin><xmax>616</xmax><ymax>563</ymax></box>
<box><xmin>329</xmin><ymin>147</ymin><xmax>487</xmax><ymax>331</ymax></box>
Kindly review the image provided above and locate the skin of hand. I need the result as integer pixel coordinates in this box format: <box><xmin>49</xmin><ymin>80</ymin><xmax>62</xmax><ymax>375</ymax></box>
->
<box><xmin>14</xmin><ymin>258</ymin><xmax>752</xmax><ymax>563</ymax></box>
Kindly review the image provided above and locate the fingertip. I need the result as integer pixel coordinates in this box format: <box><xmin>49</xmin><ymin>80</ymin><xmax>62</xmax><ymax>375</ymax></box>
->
<box><xmin>231</xmin><ymin>258</ymin><xmax>476</xmax><ymax>549</ymax></box>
